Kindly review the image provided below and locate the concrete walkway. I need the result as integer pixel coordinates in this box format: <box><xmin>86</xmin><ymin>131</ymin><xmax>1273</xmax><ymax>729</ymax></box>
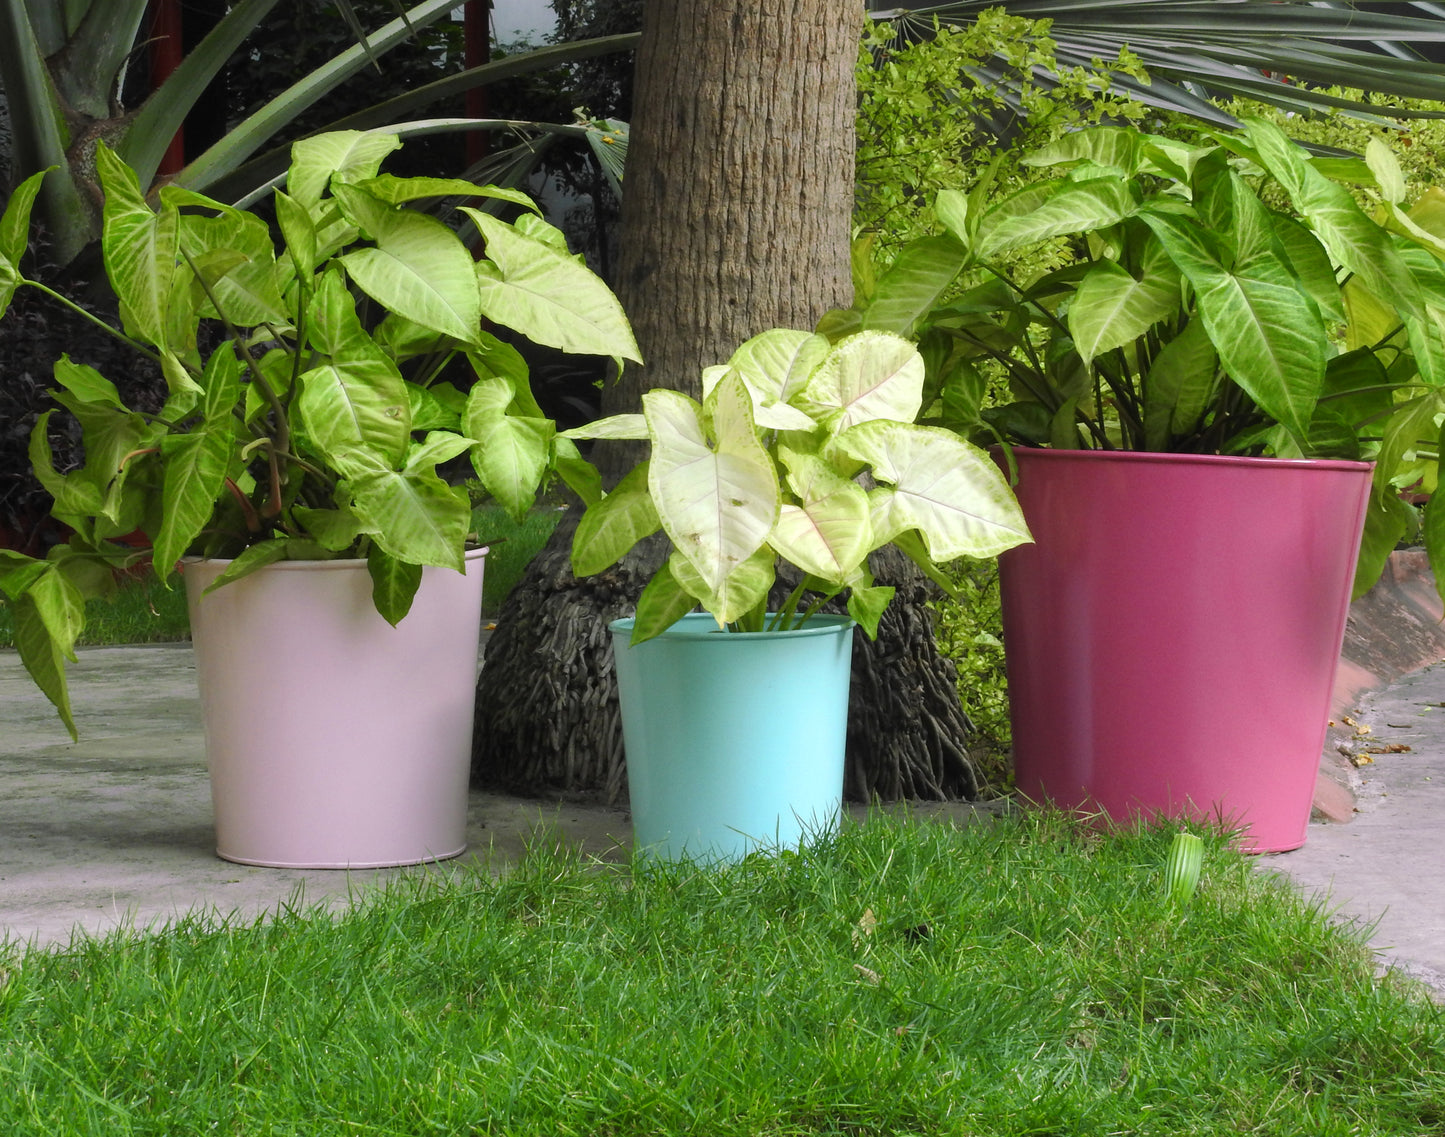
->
<box><xmin>1</xmin><ymin>643</ymin><xmax>1442</xmax><ymax>998</ymax></box>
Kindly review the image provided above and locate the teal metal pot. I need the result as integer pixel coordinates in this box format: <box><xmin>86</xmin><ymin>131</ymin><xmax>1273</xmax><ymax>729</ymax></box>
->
<box><xmin>610</xmin><ymin>613</ymin><xmax>855</xmax><ymax>862</ymax></box>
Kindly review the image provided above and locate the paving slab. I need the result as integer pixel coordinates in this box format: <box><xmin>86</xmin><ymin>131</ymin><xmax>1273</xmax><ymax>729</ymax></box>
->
<box><xmin>0</xmin><ymin>645</ymin><xmax>636</xmax><ymax>950</ymax></box>
<box><xmin>2</xmin><ymin>642</ymin><xmax>1443</xmax><ymax>1003</ymax></box>
<box><xmin>0</xmin><ymin>644</ymin><xmax>994</xmax><ymax>952</ymax></box>
<box><xmin>1266</xmin><ymin>662</ymin><xmax>1445</xmax><ymax>997</ymax></box>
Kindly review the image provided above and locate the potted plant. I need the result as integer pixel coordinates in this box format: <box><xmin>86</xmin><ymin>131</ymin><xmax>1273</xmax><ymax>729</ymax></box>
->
<box><xmin>562</xmin><ymin>327</ymin><xmax>1031</xmax><ymax>861</ymax></box>
<box><xmin>0</xmin><ymin>130</ymin><xmax>640</xmax><ymax>867</ymax></box>
<box><xmin>846</xmin><ymin>119</ymin><xmax>1445</xmax><ymax>852</ymax></box>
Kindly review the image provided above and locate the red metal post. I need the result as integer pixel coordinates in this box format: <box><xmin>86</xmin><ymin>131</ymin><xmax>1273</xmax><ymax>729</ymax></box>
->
<box><xmin>464</xmin><ymin>0</ymin><xmax>492</xmax><ymax>167</ymax></box>
<box><xmin>148</xmin><ymin>0</ymin><xmax>186</xmax><ymax>176</ymax></box>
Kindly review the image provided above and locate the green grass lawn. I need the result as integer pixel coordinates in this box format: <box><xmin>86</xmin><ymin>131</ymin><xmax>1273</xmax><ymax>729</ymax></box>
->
<box><xmin>1</xmin><ymin>813</ymin><xmax>1440</xmax><ymax>1134</ymax></box>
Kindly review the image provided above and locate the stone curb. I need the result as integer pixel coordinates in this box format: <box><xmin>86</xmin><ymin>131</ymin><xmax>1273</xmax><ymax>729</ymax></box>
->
<box><xmin>1315</xmin><ymin>550</ymin><xmax>1445</xmax><ymax>823</ymax></box>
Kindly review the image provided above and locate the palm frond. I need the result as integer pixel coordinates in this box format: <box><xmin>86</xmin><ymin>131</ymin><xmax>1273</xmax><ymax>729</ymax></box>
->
<box><xmin>882</xmin><ymin>0</ymin><xmax>1445</xmax><ymax>125</ymax></box>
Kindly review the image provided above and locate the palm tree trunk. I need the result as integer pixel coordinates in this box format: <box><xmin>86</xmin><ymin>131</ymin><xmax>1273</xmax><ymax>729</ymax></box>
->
<box><xmin>472</xmin><ymin>0</ymin><xmax>986</xmax><ymax>803</ymax></box>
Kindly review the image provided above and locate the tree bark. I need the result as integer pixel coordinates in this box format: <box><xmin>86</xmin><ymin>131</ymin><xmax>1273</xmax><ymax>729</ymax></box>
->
<box><xmin>473</xmin><ymin>0</ymin><xmax>987</xmax><ymax>803</ymax></box>
<box><xmin>605</xmin><ymin>0</ymin><xmax>856</xmax><ymax>415</ymax></box>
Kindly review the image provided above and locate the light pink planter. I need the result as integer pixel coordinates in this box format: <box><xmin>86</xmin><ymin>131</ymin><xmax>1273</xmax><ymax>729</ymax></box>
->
<box><xmin>997</xmin><ymin>449</ymin><xmax>1372</xmax><ymax>853</ymax></box>
<box><xmin>184</xmin><ymin>550</ymin><xmax>486</xmax><ymax>868</ymax></box>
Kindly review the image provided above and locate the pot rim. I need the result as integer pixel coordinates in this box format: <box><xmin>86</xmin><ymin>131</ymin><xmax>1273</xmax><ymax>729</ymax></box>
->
<box><xmin>609</xmin><ymin>612</ymin><xmax>855</xmax><ymax>641</ymax></box>
<box><xmin>997</xmin><ymin>445</ymin><xmax>1374</xmax><ymax>474</ymax></box>
<box><xmin>182</xmin><ymin>545</ymin><xmax>489</xmax><ymax>572</ymax></box>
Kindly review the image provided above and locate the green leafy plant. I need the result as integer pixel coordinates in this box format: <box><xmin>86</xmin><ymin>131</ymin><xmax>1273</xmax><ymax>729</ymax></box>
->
<box><xmin>0</xmin><ymin>0</ymin><xmax>640</xmax><ymax>266</ymax></box>
<box><xmin>0</xmin><ymin>129</ymin><xmax>640</xmax><ymax>737</ymax></box>
<box><xmin>929</xmin><ymin>558</ymin><xmax>1011</xmax><ymax>765</ymax></box>
<box><xmin>855</xmin><ymin>12</ymin><xmax>1147</xmax><ymax>258</ymax></box>
<box><xmin>563</xmin><ymin>328</ymin><xmax>1031</xmax><ymax>644</ymax></box>
<box><xmin>846</xmin><ymin>119</ymin><xmax>1445</xmax><ymax>598</ymax></box>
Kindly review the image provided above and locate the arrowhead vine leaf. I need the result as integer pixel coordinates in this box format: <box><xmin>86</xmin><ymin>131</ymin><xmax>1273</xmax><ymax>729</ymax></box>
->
<box><xmin>567</xmin><ymin>329</ymin><xmax>1031</xmax><ymax>643</ymax></box>
<box><xmin>0</xmin><ymin>131</ymin><xmax>638</xmax><ymax>736</ymax></box>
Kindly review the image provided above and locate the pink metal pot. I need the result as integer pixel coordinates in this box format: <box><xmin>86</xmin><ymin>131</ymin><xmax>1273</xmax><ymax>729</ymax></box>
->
<box><xmin>997</xmin><ymin>449</ymin><xmax>1372</xmax><ymax>853</ymax></box>
<box><xmin>184</xmin><ymin>550</ymin><xmax>486</xmax><ymax>868</ymax></box>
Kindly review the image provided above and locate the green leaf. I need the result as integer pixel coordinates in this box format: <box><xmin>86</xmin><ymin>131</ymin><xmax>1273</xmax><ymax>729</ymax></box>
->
<box><xmin>28</xmin><ymin>412</ymin><xmax>104</xmax><ymax>519</ymax></box>
<box><xmin>334</xmin><ymin>184</ymin><xmax>482</xmax><ymax>345</ymax></box>
<box><xmin>0</xmin><ymin>551</ymin><xmax>48</xmax><ymax>600</ymax></box>
<box><xmin>467</xmin><ymin>332</ymin><xmax>532</xmax><ymax>390</ymax></box>
<box><xmin>291</xmin><ymin>504</ymin><xmax>365</xmax><ymax>553</ymax></box>
<box><xmin>367</xmin><ymin>543</ymin><xmax>423</xmax><ymax>627</ymax></box>
<box><xmin>335</xmin><ymin>447</ymin><xmax>471</xmax><ymax>571</ymax></box>
<box><xmin>1354</xmin><ymin>487</ymin><xmax>1415</xmax><ymax>599</ymax></box>
<box><xmin>563</xmin><ymin>413</ymin><xmax>649</xmax><ymax>441</ymax></box>
<box><xmin>173</xmin><ymin>200</ymin><xmax>287</xmax><ymax>326</ymax></box>
<box><xmin>1376</xmin><ymin>391</ymin><xmax>1445</xmax><ymax>493</ymax></box>
<box><xmin>1068</xmin><ymin>257</ymin><xmax>1181</xmax><ymax>367</ymax></box>
<box><xmin>778</xmin><ymin>446</ymin><xmax>853</xmax><ymax>503</ymax></box>
<box><xmin>154</xmin><ymin>427</ymin><xmax>234</xmax><ymax>581</ymax></box>
<box><xmin>463</xmin><ymin>378</ymin><xmax>554</xmax><ymax>522</ymax></box>
<box><xmin>52</xmin><ymin>356</ymin><xmax>125</xmax><ymax>408</ymax></box>
<box><xmin>769</xmin><ymin>482</ymin><xmax>872</xmax><ymax>585</ymax></box>
<box><xmin>1269</xmin><ymin>214</ymin><xmax>1346</xmax><ymax>325</ymax></box>
<box><xmin>1367</xmin><ymin>138</ymin><xmax>1408</xmax><ymax>208</ymax></box>
<box><xmin>274</xmin><ymin>190</ymin><xmax>318</xmax><ymax>280</ymax></box>
<box><xmin>979</xmin><ymin>178</ymin><xmax>1139</xmax><ymax>259</ymax></box>
<box><xmin>1142</xmin><ymin>211</ymin><xmax>1325</xmax><ymax>441</ymax></box>
<box><xmin>465</xmin><ymin>208</ymin><xmax>641</xmax><ymax>363</ymax></box>
<box><xmin>355</xmin><ymin>174</ymin><xmax>538</xmax><ymax>213</ymax></box>
<box><xmin>1406</xmin><ymin>312</ymin><xmax>1445</xmax><ymax>389</ymax></box>
<box><xmin>0</xmin><ymin>259</ymin><xmax>17</xmax><ymax>324</ymax></box>
<box><xmin>647</xmin><ymin>379</ymin><xmax>779</xmax><ymax>596</ymax></box>
<box><xmin>0</xmin><ymin>167</ymin><xmax>49</xmax><ymax>319</ymax></box>
<box><xmin>514</xmin><ymin>213</ymin><xmax>574</xmax><ymax>254</ymax></box>
<box><xmin>629</xmin><ymin>558</ymin><xmax>697</xmax><ymax>645</ymax></box>
<box><xmin>1144</xmin><ymin>317</ymin><xmax>1219</xmax><ymax>449</ymax></box>
<box><xmin>668</xmin><ymin>543</ymin><xmax>775</xmax><ymax>629</ymax></box>
<box><xmin>1245</xmin><ymin>117</ymin><xmax>1421</xmax><ymax>321</ymax></box>
<box><xmin>1163</xmin><ymin>832</ymin><xmax>1205</xmax><ymax>906</ymax></box>
<box><xmin>160</xmin><ymin>351</ymin><xmax>205</xmax><ymax>409</ymax></box>
<box><xmin>554</xmin><ymin>437</ymin><xmax>603</xmax><ymax>507</ymax></box>
<box><xmin>288</xmin><ymin>131</ymin><xmax>402</xmax><ymax>209</ymax></box>
<box><xmin>1426</xmin><ymin>431</ymin><xmax>1445</xmax><ymax>610</ymax></box>
<box><xmin>846</xmin><ymin>584</ymin><xmax>895</xmax><ymax>641</ymax></box>
<box><xmin>799</xmin><ymin>332</ymin><xmax>926</xmax><ymax>431</ymax></box>
<box><xmin>199</xmin><ymin>539</ymin><xmax>291</xmax><ymax>594</ymax></box>
<box><xmin>889</xmin><ymin>528</ymin><xmax>962</xmax><ymax>599</ymax></box>
<box><xmin>96</xmin><ymin>142</ymin><xmax>179</xmax><ymax>348</ymax></box>
<box><xmin>406</xmin><ymin>383</ymin><xmax>462</xmax><ymax>431</ymax></box>
<box><xmin>12</xmin><ymin>585</ymin><xmax>80</xmax><ymax>741</ymax></box>
<box><xmin>1344</xmin><ymin>276</ymin><xmax>1402</xmax><ymax>353</ymax></box>
<box><xmin>201</xmin><ymin>344</ymin><xmax>244</xmax><ymax>426</ymax></box>
<box><xmin>1023</xmin><ymin>126</ymin><xmax>1146</xmax><ymax>176</ymax></box>
<box><xmin>0</xmin><ymin>167</ymin><xmax>49</xmax><ymax>267</ymax></box>
<box><xmin>861</xmin><ymin>234</ymin><xmax>967</xmax><ymax>336</ymax></box>
<box><xmin>1320</xmin><ymin>348</ymin><xmax>1396</xmax><ymax>432</ymax></box>
<box><xmin>299</xmin><ymin>270</ymin><xmax>411</xmax><ymax>464</ymax></box>
<box><xmin>709</xmin><ymin>329</ymin><xmax>830</xmax><ymax>419</ymax></box>
<box><xmin>839</xmin><ymin>421</ymin><xmax>1032</xmax><ymax>561</ymax></box>
<box><xmin>407</xmin><ymin>431</ymin><xmax>477</xmax><ymax>472</ymax></box>
<box><xmin>572</xmin><ymin>463</ymin><xmax>660</xmax><ymax>577</ymax></box>
<box><xmin>933</xmin><ymin>189</ymin><xmax>970</xmax><ymax>247</ymax></box>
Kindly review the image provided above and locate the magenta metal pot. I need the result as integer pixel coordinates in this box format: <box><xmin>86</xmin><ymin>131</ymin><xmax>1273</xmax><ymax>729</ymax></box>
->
<box><xmin>184</xmin><ymin>549</ymin><xmax>486</xmax><ymax>868</ymax></box>
<box><xmin>997</xmin><ymin>449</ymin><xmax>1372</xmax><ymax>853</ymax></box>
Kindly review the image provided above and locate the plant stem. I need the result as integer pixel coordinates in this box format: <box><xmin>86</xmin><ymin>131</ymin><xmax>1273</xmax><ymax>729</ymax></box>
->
<box><xmin>769</xmin><ymin>578</ymin><xmax>810</xmax><ymax>631</ymax></box>
<box><xmin>181</xmin><ymin>248</ymin><xmax>293</xmax><ymax>466</ymax></box>
<box><xmin>22</xmin><ymin>280</ymin><xmax>166</xmax><ymax>367</ymax></box>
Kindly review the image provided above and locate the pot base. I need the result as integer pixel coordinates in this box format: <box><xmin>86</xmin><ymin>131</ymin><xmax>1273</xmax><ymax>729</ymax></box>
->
<box><xmin>215</xmin><ymin>843</ymin><xmax>468</xmax><ymax>871</ymax></box>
